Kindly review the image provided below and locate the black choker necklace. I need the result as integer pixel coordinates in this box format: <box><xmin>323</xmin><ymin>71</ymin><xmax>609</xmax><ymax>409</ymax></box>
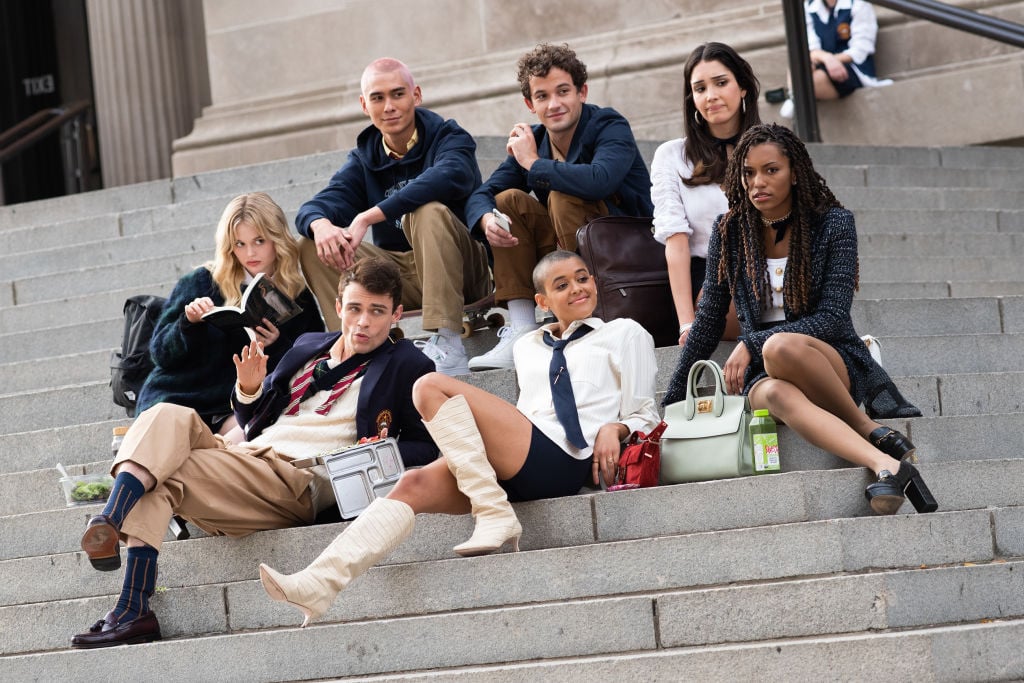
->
<box><xmin>761</xmin><ymin>211</ymin><xmax>792</xmax><ymax>244</ymax></box>
<box><xmin>713</xmin><ymin>131</ymin><xmax>741</xmax><ymax>147</ymax></box>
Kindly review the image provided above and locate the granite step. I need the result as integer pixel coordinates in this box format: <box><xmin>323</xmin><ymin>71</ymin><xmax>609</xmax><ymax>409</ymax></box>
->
<box><xmin>0</xmin><ymin>502</ymin><xmax>1018</xmax><ymax>671</ymax></box>
<box><xmin>351</xmin><ymin>619</ymin><xmax>1024</xmax><ymax>683</ymax></box>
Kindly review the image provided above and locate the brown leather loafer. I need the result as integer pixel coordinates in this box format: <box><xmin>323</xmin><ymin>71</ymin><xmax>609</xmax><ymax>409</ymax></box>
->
<box><xmin>71</xmin><ymin>610</ymin><xmax>161</xmax><ymax>649</ymax></box>
<box><xmin>80</xmin><ymin>514</ymin><xmax>121</xmax><ymax>571</ymax></box>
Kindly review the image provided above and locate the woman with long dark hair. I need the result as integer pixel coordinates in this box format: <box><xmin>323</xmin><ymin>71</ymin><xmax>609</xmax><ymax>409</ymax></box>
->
<box><xmin>652</xmin><ymin>42</ymin><xmax>761</xmax><ymax>345</ymax></box>
<box><xmin>664</xmin><ymin>123</ymin><xmax>936</xmax><ymax>515</ymax></box>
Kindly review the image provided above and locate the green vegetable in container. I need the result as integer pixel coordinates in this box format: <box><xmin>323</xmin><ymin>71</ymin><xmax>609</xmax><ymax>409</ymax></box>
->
<box><xmin>71</xmin><ymin>481</ymin><xmax>112</xmax><ymax>502</ymax></box>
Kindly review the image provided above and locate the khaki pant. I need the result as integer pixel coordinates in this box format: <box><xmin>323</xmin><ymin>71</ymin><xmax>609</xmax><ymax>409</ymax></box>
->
<box><xmin>300</xmin><ymin>202</ymin><xmax>491</xmax><ymax>332</ymax></box>
<box><xmin>114</xmin><ymin>403</ymin><xmax>315</xmax><ymax>551</ymax></box>
<box><xmin>492</xmin><ymin>189</ymin><xmax>608</xmax><ymax>304</ymax></box>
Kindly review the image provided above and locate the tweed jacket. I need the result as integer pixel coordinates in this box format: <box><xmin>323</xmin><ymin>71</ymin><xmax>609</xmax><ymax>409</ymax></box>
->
<box><xmin>232</xmin><ymin>331</ymin><xmax>438</xmax><ymax>467</ymax></box>
<box><xmin>664</xmin><ymin>206</ymin><xmax>886</xmax><ymax>405</ymax></box>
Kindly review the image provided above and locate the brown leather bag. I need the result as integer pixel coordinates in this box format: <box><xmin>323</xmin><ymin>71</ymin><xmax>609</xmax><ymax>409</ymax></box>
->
<box><xmin>575</xmin><ymin>216</ymin><xmax>679</xmax><ymax>347</ymax></box>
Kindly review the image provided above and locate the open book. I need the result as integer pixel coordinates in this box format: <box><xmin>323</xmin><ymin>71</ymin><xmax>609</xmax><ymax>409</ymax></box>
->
<box><xmin>201</xmin><ymin>273</ymin><xmax>303</xmax><ymax>338</ymax></box>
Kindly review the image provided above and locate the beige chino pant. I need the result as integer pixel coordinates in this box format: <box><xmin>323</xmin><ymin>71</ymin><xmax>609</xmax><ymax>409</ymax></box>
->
<box><xmin>113</xmin><ymin>403</ymin><xmax>315</xmax><ymax>551</ymax></box>
<box><xmin>491</xmin><ymin>189</ymin><xmax>608</xmax><ymax>305</ymax></box>
<box><xmin>300</xmin><ymin>202</ymin><xmax>491</xmax><ymax>332</ymax></box>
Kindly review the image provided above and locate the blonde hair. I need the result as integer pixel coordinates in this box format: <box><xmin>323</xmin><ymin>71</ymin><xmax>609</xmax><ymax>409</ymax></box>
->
<box><xmin>210</xmin><ymin>192</ymin><xmax>305</xmax><ymax>307</ymax></box>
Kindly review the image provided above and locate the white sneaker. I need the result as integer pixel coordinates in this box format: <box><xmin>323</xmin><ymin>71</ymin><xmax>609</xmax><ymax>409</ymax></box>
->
<box><xmin>414</xmin><ymin>334</ymin><xmax>470</xmax><ymax>376</ymax></box>
<box><xmin>779</xmin><ymin>98</ymin><xmax>795</xmax><ymax>119</ymax></box>
<box><xmin>468</xmin><ymin>324</ymin><xmax>539</xmax><ymax>371</ymax></box>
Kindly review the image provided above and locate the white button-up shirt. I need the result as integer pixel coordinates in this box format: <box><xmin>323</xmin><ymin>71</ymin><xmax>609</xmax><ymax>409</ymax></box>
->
<box><xmin>513</xmin><ymin>317</ymin><xmax>660</xmax><ymax>460</ymax></box>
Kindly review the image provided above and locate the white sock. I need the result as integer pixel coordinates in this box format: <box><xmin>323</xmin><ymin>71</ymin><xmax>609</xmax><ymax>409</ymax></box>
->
<box><xmin>437</xmin><ymin>327</ymin><xmax>465</xmax><ymax>351</ymax></box>
<box><xmin>507</xmin><ymin>299</ymin><xmax>538</xmax><ymax>329</ymax></box>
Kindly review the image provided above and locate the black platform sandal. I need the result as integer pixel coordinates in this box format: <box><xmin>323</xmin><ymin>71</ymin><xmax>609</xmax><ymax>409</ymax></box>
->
<box><xmin>864</xmin><ymin>462</ymin><xmax>939</xmax><ymax>515</ymax></box>
<box><xmin>868</xmin><ymin>426</ymin><xmax>918</xmax><ymax>463</ymax></box>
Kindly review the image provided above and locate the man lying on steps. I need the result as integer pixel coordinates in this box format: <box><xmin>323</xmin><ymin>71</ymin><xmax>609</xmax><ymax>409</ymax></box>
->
<box><xmin>72</xmin><ymin>257</ymin><xmax>437</xmax><ymax>648</ymax></box>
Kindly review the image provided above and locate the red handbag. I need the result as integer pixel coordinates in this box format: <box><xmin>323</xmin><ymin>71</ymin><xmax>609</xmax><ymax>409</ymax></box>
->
<box><xmin>609</xmin><ymin>420</ymin><xmax>668</xmax><ymax>490</ymax></box>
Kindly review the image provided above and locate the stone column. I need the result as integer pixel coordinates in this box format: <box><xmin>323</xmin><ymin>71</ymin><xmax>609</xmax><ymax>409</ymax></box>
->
<box><xmin>85</xmin><ymin>0</ymin><xmax>209</xmax><ymax>187</ymax></box>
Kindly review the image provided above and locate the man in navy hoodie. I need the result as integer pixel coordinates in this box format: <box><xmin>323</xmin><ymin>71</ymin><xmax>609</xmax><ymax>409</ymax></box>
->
<box><xmin>464</xmin><ymin>43</ymin><xmax>653</xmax><ymax>371</ymax></box>
<box><xmin>296</xmin><ymin>58</ymin><xmax>490</xmax><ymax>376</ymax></box>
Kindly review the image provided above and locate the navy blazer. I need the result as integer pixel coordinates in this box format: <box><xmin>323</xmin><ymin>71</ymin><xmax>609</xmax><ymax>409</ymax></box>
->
<box><xmin>232</xmin><ymin>331</ymin><xmax>438</xmax><ymax>466</ymax></box>
<box><xmin>465</xmin><ymin>104</ymin><xmax>653</xmax><ymax>230</ymax></box>
<box><xmin>665</xmin><ymin>206</ymin><xmax>888</xmax><ymax>406</ymax></box>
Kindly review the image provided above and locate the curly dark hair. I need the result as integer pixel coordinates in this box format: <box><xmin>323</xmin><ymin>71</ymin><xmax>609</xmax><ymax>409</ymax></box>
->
<box><xmin>339</xmin><ymin>256</ymin><xmax>403</xmax><ymax>310</ymax></box>
<box><xmin>516</xmin><ymin>43</ymin><xmax>588</xmax><ymax>99</ymax></box>
<box><xmin>682</xmin><ymin>42</ymin><xmax>761</xmax><ymax>187</ymax></box>
<box><xmin>717</xmin><ymin>123</ymin><xmax>851</xmax><ymax>315</ymax></box>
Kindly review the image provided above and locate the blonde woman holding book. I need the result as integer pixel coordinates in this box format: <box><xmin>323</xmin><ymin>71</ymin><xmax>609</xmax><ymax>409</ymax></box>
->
<box><xmin>136</xmin><ymin>192</ymin><xmax>323</xmax><ymax>439</ymax></box>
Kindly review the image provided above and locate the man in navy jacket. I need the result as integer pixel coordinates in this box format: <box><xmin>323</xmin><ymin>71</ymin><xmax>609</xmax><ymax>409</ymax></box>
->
<box><xmin>464</xmin><ymin>43</ymin><xmax>653</xmax><ymax>371</ymax></box>
<box><xmin>296</xmin><ymin>58</ymin><xmax>490</xmax><ymax>377</ymax></box>
<box><xmin>72</xmin><ymin>258</ymin><xmax>436</xmax><ymax>649</ymax></box>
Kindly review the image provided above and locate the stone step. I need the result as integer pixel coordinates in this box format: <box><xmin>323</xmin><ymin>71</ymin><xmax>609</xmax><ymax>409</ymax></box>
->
<box><xmin>0</xmin><ymin>419</ymin><xmax>129</xmax><ymax>476</ymax></box>
<box><xmin>353</xmin><ymin>620</ymin><xmax>1024</xmax><ymax>682</ymax></box>
<box><xmin>833</xmin><ymin>186</ymin><xmax>1024</xmax><ymax>211</ymax></box>
<box><xmin>4</xmin><ymin>457</ymin><xmax>1021</xmax><ymax>570</ymax></box>
<box><xmin>0</xmin><ymin>223</ymin><xmax>214</xmax><ymax>281</ymax></box>
<box><xmin>0</xmin><ymin>280</ymin><xmax>176</xmax><ymax>336</ymax></box>
<box><xmin>6</xmin><ymin>409</ymin><xmax>1024</xmax><ymax>519</ymax></box>
<box><xmin>2</xmin><ymin>330</ymin><xmax>1023</xmax><ymax>437</ymax></box>
<box><xmin>859</xmin><ymin>256</ymin><xmax>1023</xmax><ymax>282</ymax></box>
<box><xmin>0</xmin><ymin>350</ymin><xmax>109</xmax><ymax>395</ymax></box>
<box><xmin>0</xmin><ymin>212</ymin><xmax>122</xmax><ymax>256</ymax></box>
<box><xmin>1</xmin><ymin>292</ymin><xmax>1011</xmax><ymax>369</ymax></box>
<box><xmin>9</xmin><ymin>215</ymin><xmax>1019</xmax><ymax>285</ymax></box>
<box><xmin>854</xmin><ymin>207</ymin><xmax>1024</xmax><ymax>234</ymax></box>
<box><xmin>858</xmin><ymin>231</ymin><xmax>1024</xmax><ymax>258</ymax></box>
<box><xmin>8</xmin><ymin>224</ymin><xmax>1021</xmax><ymax>310</ymax></box>
<box><xmin>0</xmin><ymin>501</ymin><xmax>1018</xmax><ymax>668</ymax></box>
<box><xmin>826</xmin><ymin>163</ymin><xmax>1024</xmax><ymax>190</ymax></box>
<box><xmin>0</xmin><ymin>180</ymin><xmax>171</xmax><ymax>232</ymax></box>
<box><xmin>857</xmin><ymin>280</ymin><xmax>1024</xmax><ymax>299</ymax></box>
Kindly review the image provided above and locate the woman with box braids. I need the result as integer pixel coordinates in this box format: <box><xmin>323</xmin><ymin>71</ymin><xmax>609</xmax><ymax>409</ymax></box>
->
<box><xmin>665</xmin><ymin>123</ymin><xmax>936</xmax><ymax>517</ymax></box>
<box><xmin>717</xmin><ymin>122</ymin><xmax>850</xmax><ymax>317</ymax></box>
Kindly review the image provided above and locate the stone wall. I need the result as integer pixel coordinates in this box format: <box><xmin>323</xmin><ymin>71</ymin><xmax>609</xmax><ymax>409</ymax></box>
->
<box><xmin>170</xmin><ymin>0</ymin><xmax>1024</xmax><ymax>176</ymax></box>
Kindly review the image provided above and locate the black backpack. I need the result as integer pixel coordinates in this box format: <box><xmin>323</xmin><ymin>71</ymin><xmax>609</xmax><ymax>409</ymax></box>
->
<box><xmin>110</xmin><ymin>294</ymin><xmax>166</xmax><ymax>416</ymax></box>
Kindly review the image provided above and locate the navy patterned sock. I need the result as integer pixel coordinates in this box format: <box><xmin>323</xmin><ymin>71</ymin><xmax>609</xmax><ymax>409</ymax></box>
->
<box><xmin>112</xmin><ymin>545</ymin><xmax>158</xmax><ymax>622</ymax></box>
<box><xmin>101</xmin><ymin>472</ymin><xmax>145</xmax><ymax>528</ymax></box>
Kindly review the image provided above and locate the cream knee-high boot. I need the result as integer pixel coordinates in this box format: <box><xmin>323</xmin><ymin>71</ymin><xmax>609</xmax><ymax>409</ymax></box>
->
<box><xmin>424</xmin><ymin>394</ymin><xmax>522</xmax><ymax>556</ymax></box>
<box><xmin>258</xmin><ymin>497</ymin><xmax>414</xmax><ymax>627</ymax></box>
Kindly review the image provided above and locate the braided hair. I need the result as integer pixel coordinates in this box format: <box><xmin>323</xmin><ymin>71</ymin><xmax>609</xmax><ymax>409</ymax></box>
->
<box><xmin>682</xmin><ymin>42</ymin><xmax>761</xmax><ymax>187</ymax></box>
<box><xmin>717</xmin><ymin>123</ymin><xmax>853</xmax><ymax>315</ymax></box>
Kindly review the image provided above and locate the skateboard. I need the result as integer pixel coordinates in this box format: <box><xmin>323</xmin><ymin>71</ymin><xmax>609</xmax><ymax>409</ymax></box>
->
<box><xmin>402</xmin><ymin>293</ymin><xmax>505</xmax><ymax>339</ymax></box>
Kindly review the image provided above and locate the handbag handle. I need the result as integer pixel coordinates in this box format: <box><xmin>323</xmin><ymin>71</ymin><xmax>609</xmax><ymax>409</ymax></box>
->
<box><xmin>684</xmin><ymin>360</ymin><xmax>727</xmax><ymax>420</ymax></box>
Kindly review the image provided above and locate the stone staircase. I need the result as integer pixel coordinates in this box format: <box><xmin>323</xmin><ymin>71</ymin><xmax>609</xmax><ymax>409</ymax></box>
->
<box><xmin>2</xmin><ymin>141</ymin><xmax>1023</xmax><ymax>681</ymax></box>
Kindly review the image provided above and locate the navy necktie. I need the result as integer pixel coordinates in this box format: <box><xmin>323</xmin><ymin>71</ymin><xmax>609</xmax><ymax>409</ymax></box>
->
<box><xmin>542</xmin><ymin>324</ymin><xmax>592</xmax><ymax>449</ymax></box>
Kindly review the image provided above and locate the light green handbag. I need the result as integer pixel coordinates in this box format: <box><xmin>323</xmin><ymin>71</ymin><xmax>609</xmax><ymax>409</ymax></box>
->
<box><xmin>660</xmin><ymin>360</ymin><xmax>754</xmax><ymax>484</ymax></box>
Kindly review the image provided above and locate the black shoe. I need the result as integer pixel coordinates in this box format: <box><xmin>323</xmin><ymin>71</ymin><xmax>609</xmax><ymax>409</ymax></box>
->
<box><xmin>868</xmin><ymin>426</ymin><xmax>917</xmax><ymax>463</ymax></box>
<box><xmin>865</xmin><ymin>462</ymin><xmax>939</xmax><ymax>515</ymax></box>
<box><xmin>80</xmin><ymin>514</ymin><xmax>122</xmax><ymax>571</ymax></box>
<box><xmin>71</xmin><ymin>610</ymin><xmax>161</xmax><ymax>649</ymax></box>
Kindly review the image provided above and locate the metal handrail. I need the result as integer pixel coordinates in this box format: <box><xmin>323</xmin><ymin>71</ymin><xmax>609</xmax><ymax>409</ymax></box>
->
<box><xmin>782</xmin><ymin>0</ymin><xmax>1024</xmax><ymax>142</ymax></box>
<box><xmin>872</xmin><ymin>0</ymin><xmax>1024</xmax><ymax>45</ymax></box>
<box><xmin>0</xmin><ymin>100</ymin><xmax>91</xmax><ymax>164</ymax></box>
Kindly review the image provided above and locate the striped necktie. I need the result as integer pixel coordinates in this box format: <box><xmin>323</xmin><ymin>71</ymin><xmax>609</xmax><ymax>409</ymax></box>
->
<box><xmin>313</xmin><ymin>360</ymin><xmax>369</xmax><ymax>415</ymax></box>
<box><xmin>284</xmin><ymin>355</ymin><xmax>328</xmax><ymax>416</ymax></box>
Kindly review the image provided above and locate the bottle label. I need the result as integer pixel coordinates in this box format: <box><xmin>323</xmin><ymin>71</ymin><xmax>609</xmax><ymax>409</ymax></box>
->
<box><xmin>752</xmin><ymin>433</ymin><xmax>780</xmax><ymax>472</ymax></box>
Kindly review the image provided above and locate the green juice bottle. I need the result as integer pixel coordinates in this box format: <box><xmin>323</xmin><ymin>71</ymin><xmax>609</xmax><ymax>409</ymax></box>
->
<box><xmin>750</xmin><ymin>409</ymin><xmax>780</xmax><ymax>474</ymax></box>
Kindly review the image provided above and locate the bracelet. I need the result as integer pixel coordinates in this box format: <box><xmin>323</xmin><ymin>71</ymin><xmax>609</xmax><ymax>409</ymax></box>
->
<box><xmin>679</xmin><ymin>322</ymin><xmax>694</xmax><ymax>334</ymax></box>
